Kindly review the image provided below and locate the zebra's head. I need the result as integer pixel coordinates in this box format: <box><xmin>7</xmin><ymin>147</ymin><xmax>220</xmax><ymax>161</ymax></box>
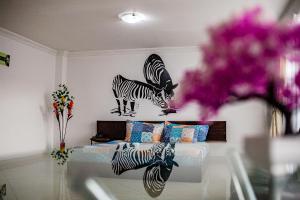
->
<box><xmin>164</xmin><ymin>81</ymin><xmax>178</xmax><ymax>100</ymax></box>
<box><xmin>162</xmin><ymin>143</ymin><xmax>179</xmax><ymax>167</ymax></box>
<box><xmin>151</xmin><ymin>88</ymin><xmax>168</xmax><ymax>109</ymax></box>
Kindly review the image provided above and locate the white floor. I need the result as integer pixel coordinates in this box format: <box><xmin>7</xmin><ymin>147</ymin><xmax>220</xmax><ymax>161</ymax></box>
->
<box><xmin>0</xmin><ymin>155</ymin><xmax>232</xmax><ymax>200</ymax></box>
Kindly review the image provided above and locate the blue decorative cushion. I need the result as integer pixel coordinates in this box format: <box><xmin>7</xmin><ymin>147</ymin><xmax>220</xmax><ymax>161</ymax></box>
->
<box><xmin>162</xmin><ymin>123</ymin><xmax>209</xmax><ymax>143</ymax></box>
<box><xmin>195</xmin><ymin>125</ymin><xmax>209</xmax><ymax>142</ymax></box>
<box><xmin>130</xmin><ymin>122</ymin><xmax>164</xmax><ymax>143</ymax></box>
<box><xmin>169</xmin><ymin>128</ymin><xmax>183</xmax><ymax>143</ymax></box>
<box><xmin>161</xmin><ymin>124</ymin><xmax>175</xmax><ymax>143</ymax></box>
<box><xmin>162</xmin><ymin>123</ymin><xmax>182</xmax><ymax>143</ymax></box>
<box><xmin>141</xmin><ymin>132</ymin><xmax>152</xmax><ymax>143</ymax></box>
<box><xmin>130</xmin><ymin>122</ymin><xmax>144</xmax><ymax>143</ymax></box>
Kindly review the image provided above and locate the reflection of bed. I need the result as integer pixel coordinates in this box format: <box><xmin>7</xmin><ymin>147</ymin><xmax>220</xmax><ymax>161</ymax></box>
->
<box><xmin>68</xmin><ymin>121</ymin><xmax>226</xmax><ymax>183</ymax></box>
<box><xmin>68</xmin><ymin>142</ymin><xmax>209</xmax><ymax>182</ymax></box>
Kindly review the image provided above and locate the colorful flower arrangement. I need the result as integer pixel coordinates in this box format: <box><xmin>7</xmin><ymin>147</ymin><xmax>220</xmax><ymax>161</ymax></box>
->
<box><xmin>51</xmin><ymin>84</ymin><xmax>75</xmax><ymax>165</ymax></box>
<box><xmin>174</xmin><ymin>8</ymin><xmax>300</xmax><ymax>135</ymax></box>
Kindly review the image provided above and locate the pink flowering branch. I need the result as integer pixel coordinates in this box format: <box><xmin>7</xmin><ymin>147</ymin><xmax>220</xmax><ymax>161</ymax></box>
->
<box><xmin>174</xmin><ymin>8</ymin><xmax>300</xmax><ymax>135</ymax></box>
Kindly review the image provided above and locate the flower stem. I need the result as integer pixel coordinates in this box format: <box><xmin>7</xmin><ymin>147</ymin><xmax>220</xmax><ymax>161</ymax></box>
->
<box><xmin>61</xmin><ymin>111</ymin><xmax>64</xmax><ymax>143</ymax></box>
<box><xmin>57</xmin><ymin>116</ymin><xmax>62</xmax><ymax>142</ymax></box>
<box><xmin>63</xmin><ymin>116</ymin><xmax>71</xmax><ymax>141</ymax></box>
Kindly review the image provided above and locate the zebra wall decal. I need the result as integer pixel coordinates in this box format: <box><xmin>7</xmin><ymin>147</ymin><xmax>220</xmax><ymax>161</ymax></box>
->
<box><xmin>111</xmin><ymin>74</ymin><xmax>168</xmax><ymax>117</ymax></box>
<box><xmin>111</xmin><ymin>54</ymin><xmax>178</xmax><ymax>116</ymax></box>
<box><xmin>111</xmin><ymin>142</ymin><xmax>178</xmax><ymax>197</ymax></box>
<box><xmin>143</xmin><ymin>54</ymin><xmax>178</xmax><ymax>100</ymax></box>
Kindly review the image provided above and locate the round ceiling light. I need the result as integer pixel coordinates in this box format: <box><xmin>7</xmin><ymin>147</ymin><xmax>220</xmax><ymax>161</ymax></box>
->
<box><xmin>118</xmin><ymin>12</ymin><xmax>146</xmax><ymax>24</ymax></box>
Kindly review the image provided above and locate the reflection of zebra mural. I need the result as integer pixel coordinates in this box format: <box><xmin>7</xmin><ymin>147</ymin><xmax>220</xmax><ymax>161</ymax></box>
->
<box><xmin>144</xmin><ymin>54</ymin><xmax>178</xmax><ymax>100</ymax></box>
<box><xmin>0</xmin><ymin>184</ymin><xmax>6</xmax><ymax>200</ymax></box>
<box><xmin>143</xmin><ymin>143</ymin><xmax>178</xmax><ymax>197</ymax></box>
<box><xmin>112</xmin><ymin>143</ymin><xmax>166</xmax><ymax>175</ymax></box>
<box><xmin>111</xmin><ymin>142</ymin><xmax>178</xmax><ymax>197</ymax></box>
<box><xmin>111</xmin><ymin>75</ymin><xmax>168</xmax><ymax>117</ymax></box>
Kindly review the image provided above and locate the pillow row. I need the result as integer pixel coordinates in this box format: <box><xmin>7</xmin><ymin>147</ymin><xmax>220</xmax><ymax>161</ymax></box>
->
<box><xmin>125</xmin><ymin>121</ymin><xmax>209</xmax><ymax>143</ymax></box>
<box><xmin>125</xmin><ymin>121</ymin><xmax>164</xmax><ymax>143</ymax></box>
<box><xmin>162</xmin><ymin>123</ymin><xmax>209</xmax><ymax>143</ymax></box>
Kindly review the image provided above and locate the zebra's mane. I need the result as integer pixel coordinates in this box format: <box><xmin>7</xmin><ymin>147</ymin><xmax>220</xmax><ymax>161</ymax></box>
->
<box><xmin>119</xmin><ymin>75</ymin><xmax>160</xmax><ymax>91</ymax></box>
<box><xmin>132</xmin><ymin>79</ymin><xmax>157</xmax><ymax>90</ymax></box>
<box><xmin>146</xmin><ymin>54</ymin><xmax>165</xmax><ymax>65</ymax></box>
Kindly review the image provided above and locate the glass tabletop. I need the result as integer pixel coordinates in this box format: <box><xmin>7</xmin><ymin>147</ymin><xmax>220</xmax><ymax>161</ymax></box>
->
<box><xmin>227</xmin><ymin>149</ymin><xmax>300</xmax><ymax>200</ymax></box>
<box><xmin>0</xmin><ymin>152</ymin><xmax>231</xmax><ymax>200</ymax></box>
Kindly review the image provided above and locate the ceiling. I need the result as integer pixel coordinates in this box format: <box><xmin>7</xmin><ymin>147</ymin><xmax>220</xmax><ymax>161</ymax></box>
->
<box><xmin>0</xmin><ymin>0</ymin><xmax>288</xmax><ymax>51</ymax></box>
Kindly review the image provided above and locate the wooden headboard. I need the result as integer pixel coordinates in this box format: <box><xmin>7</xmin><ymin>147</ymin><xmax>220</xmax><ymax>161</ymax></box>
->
<box><xmin>97</xmin><ymin>121</ymin><xmax>226</xmax><ymax>141</ymax></box>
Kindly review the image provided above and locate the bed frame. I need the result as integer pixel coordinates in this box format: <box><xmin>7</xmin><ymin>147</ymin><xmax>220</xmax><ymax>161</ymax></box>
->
<box><xmin>97</xmin><ymin>121</ymin><xmax>226</xmax><ymax>141</ymax></box>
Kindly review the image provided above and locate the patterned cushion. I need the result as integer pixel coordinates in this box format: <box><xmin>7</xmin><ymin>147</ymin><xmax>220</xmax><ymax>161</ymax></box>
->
<box><xmin>173</xmin><ymin>124</ymin><xmax>209</xmax><ymax>142</ymax></box>
<box><xmin>162</xmin><ymin>123</ymin><xmax>178</xmax><ymax>143</ymax></box>
<box><xmin>161</xmin><ymin>123</ymin><xmax>173</xmax><ymax>143</ymax></box>
<box><xmin>162</xmin><ymin>123</ymin><xmax>209</xmax><ymax>143</ymax></box>
<box><xmin>167</xmin><ymin>126</ymin><xmax>195</xmax><ymax>143</ymax></box>
<box><xmin>152</xmin><ymin>125</ymin><xmax>163</xmax><ymax>142</ymax></box>
<box><xmin>141</xmin><ymin>132</ymin><xmax>152</xmax><ymax>143</ymax></box>
<box><xmin>180</xmin><ymin>128</ymin><xmax>196</xmax><ymax>142</ymax></box>
<box><xmin>130</xmin><ymin>122</ymin><xmax>164</xmax><ymax>143</ymax></box>
<box><xmin>130</xmin><ymin>122</ymin><xmax>144</xmax><ymax>143</ymax></box>
<box><xmin>195</xmin><ymin>125</ymin><xmax>209</xmax><ymax>142</ymax></box>
<box><xmin>169</xmin><ymin>127</ymin><xmax>183</xmax><ymax>143</ymax></box>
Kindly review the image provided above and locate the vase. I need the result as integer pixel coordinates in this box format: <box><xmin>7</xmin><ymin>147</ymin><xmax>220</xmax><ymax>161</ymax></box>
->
<box><xmin>244</xmin><ymin>135</ymin><xmax>300</xmax><ymax>172</ymax></box>
<box><xmin>243</xmin><ymin>135</ymin><xmax>300</xmax><ymax>199</ymax></box>
<box><xmin>60</xmin><ymin>142</ymin><xmax>65</xmax><ymax>152</ymax></box>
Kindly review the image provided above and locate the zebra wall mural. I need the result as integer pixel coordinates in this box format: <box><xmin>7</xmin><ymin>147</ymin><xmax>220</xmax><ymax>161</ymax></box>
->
<box><xmin>111</xmin><ymin>54</ymin><xmax>178</xmax><ymax>117</ymax></box>
<box><xmin>111</xmin><ymin>142</ymin><xmax>178</xmax><ymax>197</ymax></box>
<box><xmin>111</xmin><ymin>75</ymin><xmax>168</xmax><ymax>117</ymax></box>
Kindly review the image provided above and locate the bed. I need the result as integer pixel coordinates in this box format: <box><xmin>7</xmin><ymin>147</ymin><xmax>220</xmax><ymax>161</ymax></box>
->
<box><xmin>67</xmin><ymin>121</ymin><xmax>226</xmax><ymax>198</ymax></box>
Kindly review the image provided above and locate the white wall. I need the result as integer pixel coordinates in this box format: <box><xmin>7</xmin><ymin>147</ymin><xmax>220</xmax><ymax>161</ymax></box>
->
<box><xmin>0</xmin><ymin>29</ymin><xmax>56</xmax><ymax>160</ymax></box>
<box><xmin>66</xmin><ymin>48</ymin><xmax>268</xmax><ymax>153</ymax></box>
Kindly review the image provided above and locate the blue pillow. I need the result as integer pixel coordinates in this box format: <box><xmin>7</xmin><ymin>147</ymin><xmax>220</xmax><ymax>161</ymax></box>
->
<box><xmin>130</xmin><ymin>122</ymin><xmax>164</xmax><ymax>143</ymax></box>
<box><xmin>169</xmin><ymin>128</ymin><xmax>183</xmax><ymax>143</ymax></box>
<box><xmin>162</xmin><ymin>124</ymin><xmax>186</xmax><ymax>143</ymax></box>
<box><xmin>162</xmin><ymin>123</ymin><xmax>209</xmax><ymax>143</ymax></box>
<box><xmin>194</xmin><ymin>125</ymin><xmax>209</xmax><ymax>142</ymax></box>
<box><xmin>130</xmin><ymin>122</ymin><xmax>144</xmax><ymax>143</ymax></box>
<box><xmin>161</xmin><ymin>123</ymin><xmax>177</xmax><ymax>143</ymax></box>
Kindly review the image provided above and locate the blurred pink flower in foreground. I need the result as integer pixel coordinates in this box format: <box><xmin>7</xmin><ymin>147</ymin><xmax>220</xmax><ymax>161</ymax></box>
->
<box><xmin>174</xmin><ymin>8</ymin><xmax>300</xmax><ymax>135</ymax></box>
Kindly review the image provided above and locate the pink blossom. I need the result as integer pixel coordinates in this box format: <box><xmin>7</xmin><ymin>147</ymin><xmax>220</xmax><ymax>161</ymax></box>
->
<box><xmin>175</xmin><ymin>7</ymin><xmax>300</xmax><ymax>120</ymax></box>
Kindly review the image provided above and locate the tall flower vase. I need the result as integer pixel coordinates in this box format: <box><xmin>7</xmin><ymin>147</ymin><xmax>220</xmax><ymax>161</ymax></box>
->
<box><xmin>51</xmin><ymin>84</ymin><xmax>74</xmax><ymax>165</ymax></box>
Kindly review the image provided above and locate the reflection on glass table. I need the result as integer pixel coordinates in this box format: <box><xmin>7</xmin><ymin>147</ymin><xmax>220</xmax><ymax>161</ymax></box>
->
<box><xmin>228</xmin><ymin>149</ymin><xmax>300</xmax><ymax>200</ymax></box>
<box><xmin>67</xmin><ymin>142</ymin><xmax>232</xmax><ymax>200</ymax></box>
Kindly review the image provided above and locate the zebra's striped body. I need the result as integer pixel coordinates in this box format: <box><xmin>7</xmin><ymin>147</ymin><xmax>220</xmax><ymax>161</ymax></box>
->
<box><xmin>143</xmin><ymin>143</ymin><xmax>178</xmax><ymax>197</ymax></box>
<box><xmin>143</xmin><ymin>54</ymin><xmax>178</xmax><ymax>100</ymax></box>
<box><xmin>111</xmin><ymin>143</ymin><xmax>166</xmax><ymax>175</ymax></box>
<box><xmin>112</xmin><ymin>75</ymin><xmax>167</xmax><ymax>115</ymax></box>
